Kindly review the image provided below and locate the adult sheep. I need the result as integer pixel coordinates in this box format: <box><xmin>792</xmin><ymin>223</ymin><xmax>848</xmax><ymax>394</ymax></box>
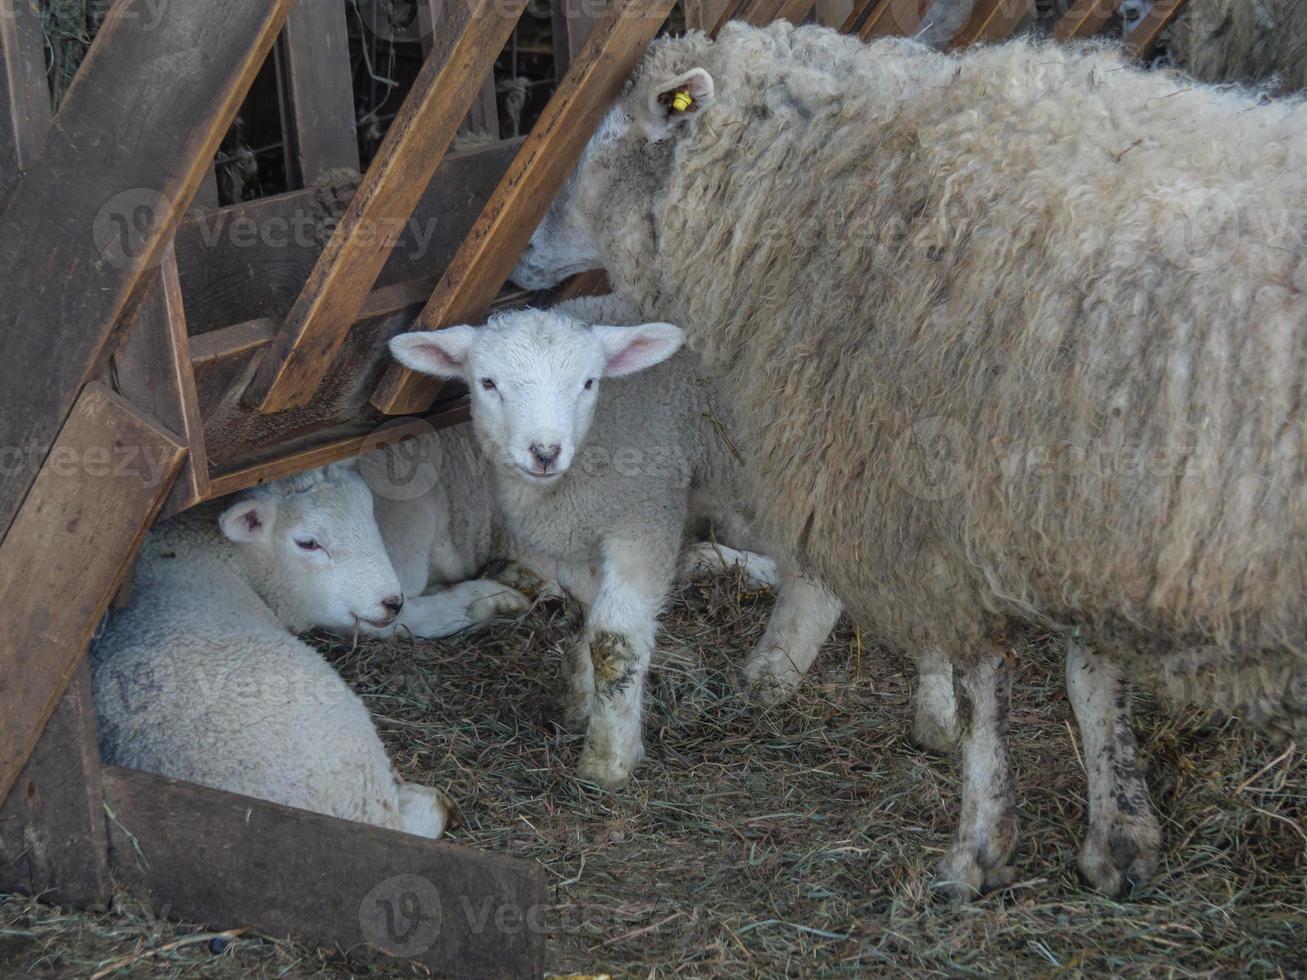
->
<box><xmin>92</xmin><ymin>464</ymin><xmax>452</xmax><ymax>835</ymax></box>
<box><xmin>1166</xmin><ymin>0</ymin><xmax>1307</xmax><ymax>93</ymax></box>
<box><xmin>509</xmin><ymin>22</ymin><xmax>1307</xmax><ymax>898</ymax></box>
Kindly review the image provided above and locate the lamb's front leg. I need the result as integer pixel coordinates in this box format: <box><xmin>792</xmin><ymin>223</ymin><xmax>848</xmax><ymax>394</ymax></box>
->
<box><xmin>1067</xmin><ymin>633</ymin><xmax>1160</xmax><ymax>896</ymax></box>
<box><xmin>933</xmin><ymin>647</ymin><xmax>1018</xmax><ymax>901</ymax></box>
<box><xmin>576</xmin><ymin>538</ymin><xmax>675</xmax><ymax>787</ymax></box>
<box><xmin>740</xmin><ymin>570</ymin><xmax>842</xmax><ymax>705</ymax></box>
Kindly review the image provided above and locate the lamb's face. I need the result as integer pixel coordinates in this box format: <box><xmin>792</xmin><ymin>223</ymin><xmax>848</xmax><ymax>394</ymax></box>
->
<box><xmin>510</xmin><ymin>63</ymin><xmax>716</xmax><ymax>293</ymax></box>
<box><xmin>219</xmin><ymin>466</ymin><xmax>404</xmax><ymax>634</ymax></box>
<box><xmin>389</xmin><ymin>311</ymin><xmax>684</xmax><ymax>486</ymax></box>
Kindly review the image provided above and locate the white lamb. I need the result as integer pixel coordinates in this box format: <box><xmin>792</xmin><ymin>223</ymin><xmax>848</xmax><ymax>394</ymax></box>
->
<box><xmin>92</xmin><ymin>463</ymin><xmax>450</xmax><ymax>836</ymax></box>
<box><xmin>389</xmin><ymin>295</ymin><xmax>845</xmax><ymax>787</ymax></box>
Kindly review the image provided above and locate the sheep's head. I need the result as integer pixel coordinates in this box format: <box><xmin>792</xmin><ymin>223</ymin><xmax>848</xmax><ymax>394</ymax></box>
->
<box><xmin>510</xmin><ymin>40</ymin><xmax>716</xmax><ymax>292</ymax></box>
<box><xmin>218</xmin><ymin>462</ymin><xmax>405</xmax><ymax>634</ymax></box>
<box><xmin>390</xmin><ymin>309</ymin><xmax>683</xmax><ymax>485</ymax></box>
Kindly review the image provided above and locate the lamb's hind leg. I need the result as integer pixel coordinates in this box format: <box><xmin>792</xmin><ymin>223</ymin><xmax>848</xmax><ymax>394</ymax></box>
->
<box><xmin>740</xmin><ymin>569</ymin><xmax>842</xmax><ymax>705</ymax></box>
<box><xmin>933</xmin><ymin>647</ymin><xmax>1018</xmax><ymax>901</ymax></box>
<box><xmin>1067</xmin><ymin>633</ymin><xmax>1161</xmax><ymax>896</ymax></box>
<box><xmin>576</xmin><ymin>538</ymin><xmax>674</xmax><ymax>787</ymax></box>
<box><xmin>912</xmin><ymin>647</ymin><xmax>960</xmax><ymax>754</ymax></box>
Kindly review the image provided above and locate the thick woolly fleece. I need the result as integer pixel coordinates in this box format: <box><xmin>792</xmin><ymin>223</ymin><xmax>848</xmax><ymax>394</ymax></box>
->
<box><xmin>1167</xmin><ymin>0</ymin><xmax>1307</xmax><ymax>93</ymax></box>
<box><xmin>553</xmin><ymin>24</ymin><xmax>1307</xmax><ymax>734</ymax></box>
<box><xmin>91</xmin><ymin>468</ymin><xmax>444</xmax><ymax>835</ymax></box>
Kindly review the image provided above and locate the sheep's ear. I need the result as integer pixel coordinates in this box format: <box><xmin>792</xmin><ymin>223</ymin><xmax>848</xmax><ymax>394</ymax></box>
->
<box><xmin>594</xmin><ymin>322</ymin><xmax>684</xmax><ymax>377</ymax></box>
<box><xmin>647</xmin><ymin>69</ymin><xmax>714</xmax><ymax>141</ymax></box>
<box><xmin>389</xmin><ymin>326</ymin><xmax>477</xmax><ymax>379</ymax></box>
<box><xmin>220</xmin><ymin>497</ymin><xmax>276</xmax><ymax>544</ymax></box>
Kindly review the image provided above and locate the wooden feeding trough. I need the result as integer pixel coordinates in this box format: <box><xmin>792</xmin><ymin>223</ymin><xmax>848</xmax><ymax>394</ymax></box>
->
<box><xmin>0</xmin><ymin>0</ymin><xmax>1187</xmax><ymax>974</ymax></box>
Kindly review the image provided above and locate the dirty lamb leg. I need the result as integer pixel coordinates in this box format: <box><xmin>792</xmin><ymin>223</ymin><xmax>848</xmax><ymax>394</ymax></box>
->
<box><xmin>1066</xmin><ymin>632</ymin><xmax>1161</xmax><ymax>896</ymax></box>
<box><xmin>933</xmin><ymin>648</ymin><xmax>1018</xmax><ymax>901</ymax></box>
<box><xmin>912</xmin><ymin>646</ymin><xmax>960</xmax><ymax>754</ymax></box>
<box><xmin>739</xmin><ymin>569</ymin><xmax>843</xmax><ymax>704</ymax></box>
<box><xmin>555</xmin><ymin>559</ymin><xmax>602</xmax><ymax>730</ymax></box>
<box><xmin>576</xmin><ymin>538</ymin><xmax>675</xmax><ymax>787</ymax></box>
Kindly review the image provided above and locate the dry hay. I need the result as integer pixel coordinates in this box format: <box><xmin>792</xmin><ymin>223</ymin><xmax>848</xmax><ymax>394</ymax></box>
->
<box><xmin>2</xmin><ymin>568</ymin><xmax>1305</xmax><ymax>977</ymax></box>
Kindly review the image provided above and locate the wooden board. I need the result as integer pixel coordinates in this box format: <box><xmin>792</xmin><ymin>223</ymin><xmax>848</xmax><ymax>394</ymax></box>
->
<box><xmin>0</xmin><ymin>0</ymin><xmax>295</xmax><ymax>541</ymax></box>
<box><xmin>0</xmin><ymin>0</ymin><xmax>51</xmax><ymax>203</ymax></box>
<box><xmin>1053</xmin><ymin>0</ymin><xmax>1124</xmax><ymax>41</ymax></box>
<box><xmin>0</xmin><ymin>662</ymin><xmax>111</xmax><ymax>910</ymax></box>
<box><xmin>276</xmin><ymin>0</ymin><xmax>361</xmax><ymax>186</ymax></box>
<box><xmin>553</xmin><ymin>0</ymin><xmax>604</xmax><ymax>80</ymax></box>
<box><xmin>1124</xmin><ymin>0</ymin><xmax>1184</xmax><ymax>58</ymax></box>
<box><xmin>855</xmin><ymin>0</ymin><xmax>933</xmax><ymax>38</ymax></box>
<box><xmin>111</xmin><ymin>255</ymin><xmax>211</xmax><ymax>518</ymax></box>
<box><xmin>103</xmin><ymin>766</ymin><xmax>547</xmax><ymax>979</ymax></box>
<box><xmin>420</xmin><ymin>0</ymin><xmax>500</xmax><ymax>137</ymax></box>
<box><xmin>371</xmin><ymin>0</ymin><xmax>680</xmax><ymax>416</ymax></box>
<box><xmin>243</xmin><ymin>0</ymin><xmax>530</xmax><ymax>414</ymax></box>
<box><xmin>0</xmin><ymin>384</ymin><xmax>187</xmax><ymax>808</ymax></box>
<box><xmin>176</xmin><ymin>140</ymin><xmax>521</xmax><ymax>335</ymax></box>
<box><xmin>947</xmin><ymin>0</ymin><xmax>1028</xmax><ymax>47</ymax></box>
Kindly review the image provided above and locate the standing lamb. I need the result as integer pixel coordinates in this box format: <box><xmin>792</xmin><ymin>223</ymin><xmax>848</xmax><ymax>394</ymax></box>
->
<box><xmin>507</xmin><ymin>22</ymin><xmax>1307</xmax><ymax>897</ymax></box>
<box><xmin>390</xmin><ymin>294</ymin><xmax>846</xmax><ymax>786</ymax></box>
<box><xmin>92</xmin><ymin>463</ymin><xmax>450</xmax><ymax>836</ymax></box>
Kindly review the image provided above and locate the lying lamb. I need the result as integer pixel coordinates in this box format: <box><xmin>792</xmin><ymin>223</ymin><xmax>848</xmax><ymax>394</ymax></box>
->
<box><xmin>92</xmin><ymin>463</ymin><xmax>449</xmax><ymax>836</ymax></box>
<box><xmin>507</xmin><ymin>22</ymin><xmax>1307</xmax><ymax>898</ymax></box>
<box><xmin>390</xmin><ymin>294</ymin><xmax>845</xmax><ymax>786</ymax></box>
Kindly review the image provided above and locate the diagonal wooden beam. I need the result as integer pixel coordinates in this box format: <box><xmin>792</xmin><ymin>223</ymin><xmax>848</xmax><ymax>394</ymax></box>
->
<box><xmin>0</xmin><ymin>384</ymin><xmax>187</xmax><ymax>808</ymax></box>
<box><xmin>1052</xmin><ymin>0</ymin><xmax>1124</xmax><ymax>41</ymax></box>
<box><xmin>775</xmin><ymin>0</ymin><xmax>817</xmax><ymax>23</ymax></box>
<box><xmin>0</xmin><ymin>0</ymin><xmax>296</xmax><ymax>542</ymax></box>
<box><xmin>371</xmin><ymin>0</ymin><xmax>679</xmax><ymax>417</ymax></box>
<box><xmin>856</xmin><ymin>0</ymin><xmax>934</xmax><ymax>39</ymax></box>
<box><xmin>712</xmin><ymin>0</ymin><xmax>751</xmax><ymax>33</ymax></box>
<box><xmin>242</xmin><ymin>0</ymin><xmax>529</xmax><ymax>415</ymax></box>
<box><xmin>840</xmin><ymin>0</ymin><xmax>880</xmax><ymax>33</ymax></box>
<box><xmin>1124</xmin><ymin>0</ymin><xmax>1186</xmax><ymax>59</ymax></box>
<box><xmin>0</xmin><ymin>0</ymin><xmax>51</xmax><ymax>203</ymax></box>
<box><xmin>946</xmin><ymin>0</ymin><xmax>1030</xmax><ymax>48</ymax></box>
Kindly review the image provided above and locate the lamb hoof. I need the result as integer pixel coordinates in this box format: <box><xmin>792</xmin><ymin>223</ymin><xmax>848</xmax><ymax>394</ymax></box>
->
<box><xmin>397</xmin><ymin>783</ymin><xmax>454</xmax><ymax>840</ymax></box>
<box><xmin>1078</xmin><ymin>816</ymin><xmax>1161</xmax><ymax>898</ymax></box>
<box><xmin>677</xmin><ymin>542</ymin><xmax>721</xmax><ymax>581</ymax></box>
<box><xmin>739</xmin><ymin>647</ymin><xmax>803</xmax><ymax>706</ymax></box>
<box><xmin>910</xmin><ymin>709</ymin><xmax>959</xmax><ymax>756</ymax></box>
<box><xmin>466</xmin><ymin>582</ymin><xmax>530</xmax><ymax>622</ymax></box>
<box><xmin>577</xmin><ymin>744</ymin><xmax>642</xmax><ymax>789</ymax></box>
<box><xmin>931</xmin><ymin>845</ymin><xmax>1015</xmax><ymax>903</ymax></box>
<box><xmin>560</xmin><ymin>691</ymin><xmax>594</xmax><ymax>732</ymax></box>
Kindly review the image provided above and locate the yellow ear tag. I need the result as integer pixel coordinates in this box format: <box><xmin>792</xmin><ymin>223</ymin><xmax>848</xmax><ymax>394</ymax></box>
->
<box><xmin>671</xmin><ymin>90</ymin><xmax>694</xmax><ymax>113</ymax></box>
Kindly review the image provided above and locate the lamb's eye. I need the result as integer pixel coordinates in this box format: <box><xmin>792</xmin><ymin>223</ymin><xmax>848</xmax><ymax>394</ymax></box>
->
<box><xmin>480</xmin><ymin>378</ymin><xmax>497</xmax><ymax>392</ymax></box>
<box><xmin>583</xmin><ymin>378</ymin><xmax>595</xmax><ymax>391</ymax></box>
<box><xmin>295</xmin><ymin>538</ymin><xmax>321</xmax><ymax>552</ymax></box>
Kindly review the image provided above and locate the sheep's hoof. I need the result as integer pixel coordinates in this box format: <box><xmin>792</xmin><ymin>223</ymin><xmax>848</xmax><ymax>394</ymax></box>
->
<box><xmin>397</xmin><ymin>783</ymin><xmax>454</xmax><ymax>840</ymax></box>
<box><xmin>931</xmin><ymin>844</ymin><xmax>1015</xmax><ymax>903</ymax></box>
<box><xmin>910</xmin><ymin>708</ymin><xmax>959</xmax><ymax>756</ymax></box>
<box><xmin>465</xmin><ymin>582</ymin><xmax>531</xmax><ymax>622</ymax></box>
<box><xmin>559</xmin><ymin>691</ymin><xmax>594</xmax><ymax>732</ymax></box>
<box><xmin>576</xmin><ymin>743</ymin><xmax>641</xmax><ymax>789</ymax></box>
<box><xmin>1078</xmin><ymin>814</ymin><xmax>1161</xmax><ymax>898</ymax></box>
<box><xmin>739</xmin><ymin>647</ymin><xmax>803</xmax><ymax>706</ymax></box>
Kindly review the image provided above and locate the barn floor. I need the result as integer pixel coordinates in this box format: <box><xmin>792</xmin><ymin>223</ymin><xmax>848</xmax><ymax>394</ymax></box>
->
<box><xmin>3</xmin><ymin>568</ymin><xmax>1306</xmax><ymax>978</ymax></box>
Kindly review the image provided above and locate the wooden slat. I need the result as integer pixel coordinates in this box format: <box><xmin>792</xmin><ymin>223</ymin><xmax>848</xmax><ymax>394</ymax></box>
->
<box><xmin>0</xmin><ymin>0</ymin><xmax>296</xmax><ymax>541</ymax></box>
<box><xmin>712</xmin><ymin>0</ymin><xmax>751</xmax><ymax>33</ymax></box>
<box><xmin>1052</xmin><ymin>0</ymin><xmax>1124</xmax><ymax>41</ymax></box>
<box><xmin>420</xmin><ymin>0</ymin><xmax>500</xmax><ymax>137</ymax></box>
<box><xmin>814</xmin><ymin>0</ymin><xmax>856</xmax><ymax>27</ymax></box>
<box><xmin>946</xmin><ymin>0</ymin><xmax>1029</xmax><ymax>47</ymax></box>
<box><xmin>243</xmin><ymin>0</ymin><xmax>529</xmax><ymax>415</ymax></box>
<box><xmin>371</xmin><ymin>0</ymin><xmax>679</xmax><ymax>416</ymax></box>
<box><xmin>0</xmin><ymin>662</ymin><xmax>112</xmax><ymax>909</ymax></box>
<box><xmin>103</xmin><ymin>766</ymin><xmax>548</xmax><ymax>978</ymax></box>
<box><xmin>840</xmin><ymin>0</ymin><xmax>879</xmax><ymax>32</ymax></box>
<box><xmin>276</xmin><ymin>0</ymin><xmax>361</xmax><ymax>186</ymax></box>
<box><xmin>684</xmin><ymin>0</ymin><xmax>735</xmax><ymax>30</ymax></box>
<box><xmin>111</xmin><ymin>255</ymin><xmax>211</xmax><ymax>519</ymax></box>
<box><xmin>0</xmin><ymin>0</ymin><xmax>51</xmax><ymax>202</ymax></box>
<box><xmin>1124</xmin><ymin>0</ymin><xmax>1184</xmax><ymax>59</ymax></box>
<box><xmin>177</xmin><ymin>139</ymin><xmax>520</xmax><ymax>335</ymax></box>
<box><xmin>553</xmin><ymin>0</ymin><xmax>605</xmax><ymax>80</ymax></box>
<box><xmin>857</xmin><ymin>0</ymin><xmax>933</xmax><ymax>39</ymax></box>
<box><xmin>0</xmin><ymin>384</ymin><xmax>187</xmax><ymax>807</ymax></box>
<box><xmin>776</xmin><ymin>0</ymin><xmax>817</xmax><ymax>22</ymax></box>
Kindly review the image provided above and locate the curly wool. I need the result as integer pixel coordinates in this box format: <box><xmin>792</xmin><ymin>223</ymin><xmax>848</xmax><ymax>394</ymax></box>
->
<box><xmin>1167</xmin><ymin>0</ymin><xmax>1307</xmax><ymax>93</ymax></box>
<box><xmin>574</xmin><ymin>24</ymin><xmax>1307</xmax><ymax>724</ymax></box>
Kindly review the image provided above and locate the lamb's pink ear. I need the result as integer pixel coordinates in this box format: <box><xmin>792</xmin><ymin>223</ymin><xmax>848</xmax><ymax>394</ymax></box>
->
<box><xmin>594</xmin><ymin>322</ymin><xmax>684</xmax><ymax>377</ymax></box>
<box><xmin>389</xmin><ymin>326</ymin><xmax>478</xmax><ymax>379</ymax></box>
<box><xmin>219</xmin><ymin>497</ymin><xmax>276</xmax><ymax>544</ymax></box>
<box><xmin>647</xmin><ymin>68</ymin><xmax>714</xmax><ymax>141</ymax></box>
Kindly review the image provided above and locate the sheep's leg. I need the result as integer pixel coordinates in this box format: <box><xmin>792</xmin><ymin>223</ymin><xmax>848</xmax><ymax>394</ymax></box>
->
<box><xmin>387</xmin><ymin>579</ymin><xmax>529</xmax><ymax>638</ymax></box>
<box><xmin>934</xmin><ymin>648</ymin><xmax>1018</xmax><ymax>901</ymax></box>
<box><xmin>397</xmin><ymin>783</ymin><xmax>453</xmax><ymax>839</ymax></box>
<box><xmin>678</xmin><ymin>540</ymin><xmax>781</xmax><ymax>590</ymax></box>
<box><xmin>555</xmin><ymin>560</ymin><xmax>602</xmax><ymax>730</ymax></box>
<box><xmin>1067</xmin><ymin>633</ymin><xmax>1161</xmax><ymax>896</ymax></box>
<box><xmin>740</xmin><ymin>571</ymin><xmax>842</xmax><ymax>705</ymax></box>
<box><xmin>576</xmin><ymin>539</ymin><xmax>674</xmax><ymax>787</ymax></box>
<box><xmin>912</xmin><ymin>647</ymin><xmax>960</xmax><ymax>754</ymax></box>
